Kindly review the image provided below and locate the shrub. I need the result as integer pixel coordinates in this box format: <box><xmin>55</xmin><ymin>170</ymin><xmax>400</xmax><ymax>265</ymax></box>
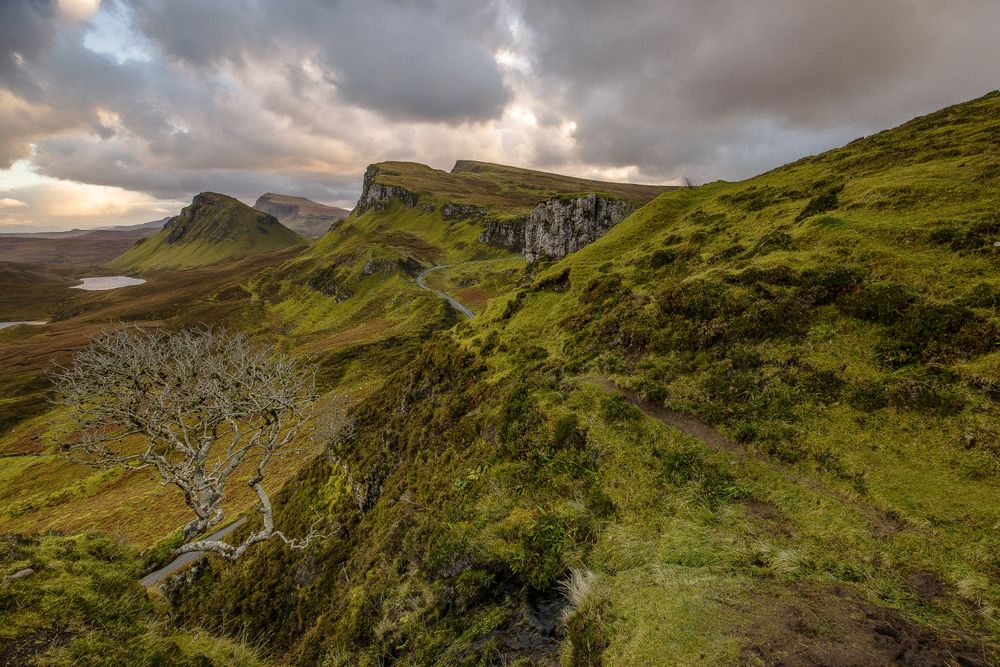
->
<box><xmin>652</xmin><ymin>446</ymin><xmax>741</xmax><ymax>507</ymax></box>
<box><xmin>883</xmin><ymin>367</ymin><xmax>967</xmax><ymax>416</ymax></box>
<box><xmin>839</xmin><ymin>281</ymin><xmax>916</xmax><ymax>325</ymax></box>
<box><xmin>748</xmin><ymin>230</ymin><xmax>795</xmax><ymax>255</ymax></box>
<box><xmin>600</xmin><ymin>394</ymin><xmax>642</xmax><ymax>423</ymax></box>
<box><xmin>795</xmin><ymin>183</ymin><xmax>844</xmax><ymax>221</ymax></box>
<box><xmin>964</xmin><ymin>282</ymin><xmax>1000</xmax><ymax>309</ymax></box>
<box><xmin>878</xmin><ymin>300</ymin><xmax>996</xmax><ymax>365</ymax></box>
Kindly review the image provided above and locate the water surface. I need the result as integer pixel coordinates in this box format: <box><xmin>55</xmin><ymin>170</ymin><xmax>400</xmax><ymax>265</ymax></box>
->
<box><xmin>71</xmin><ymin>276</ymin><xmax>146</xmax><ymax>291</ymax></box>
<box><xmin>0</xmin><ymin>321</ymin><xmax>46</xmax><ymax>330</ymax></box>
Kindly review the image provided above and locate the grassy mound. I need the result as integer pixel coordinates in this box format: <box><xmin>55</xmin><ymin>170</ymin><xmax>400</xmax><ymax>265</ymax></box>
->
<box><xmin>112</xmin><ymin>192</ymin><xmax>307</xmax><ymax>271</ymax></box>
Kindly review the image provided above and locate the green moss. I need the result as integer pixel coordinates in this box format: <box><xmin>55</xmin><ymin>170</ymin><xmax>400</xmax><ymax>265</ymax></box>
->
<box><xmin>0</xmin><ymin>533</ymin><xmax>263</xmax><ymax>666</ymax></box>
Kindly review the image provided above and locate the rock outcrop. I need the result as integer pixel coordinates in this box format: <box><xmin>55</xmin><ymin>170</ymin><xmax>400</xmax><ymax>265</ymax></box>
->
<box><xmin>441</xmin><ymin>203</ymin><xmax>487</xmax><ymax>220</ymax></box>
<box><xmin>480</xmin><ymin>194</ymin><xmax>635</xmax><ymax>262</ymax></box>
<box><xmin>354</xmin><ymin>165</ymin><xmax>420</xmax><ymax>214</ymax></box>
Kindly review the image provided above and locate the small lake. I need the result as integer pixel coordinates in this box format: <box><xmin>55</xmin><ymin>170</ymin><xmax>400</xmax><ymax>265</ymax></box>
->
<box><xmin>0</xmin><ymin>321</ymin><xmax>47</xmax><ymax>330</ymax></box>
<box><xmin>71</xmin><ymin>276</ymin><xmax>147</xmax><ymax>291</ymax></box>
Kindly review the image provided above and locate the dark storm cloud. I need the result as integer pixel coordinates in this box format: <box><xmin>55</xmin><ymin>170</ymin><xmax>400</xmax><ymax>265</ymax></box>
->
<box><xmin>515</xmin><ymin>0</ymin><xmax>1000</xmax><ymax>180</ymax></box>
<box><xmin>132</xmin><ymin>0</ymin><xmax>511</xmax><ymax>123</ymax></box>
<box><xmin>0</xmin><ymin>0</ymin><xmax>55</xmax><ymax>79</ymax></box>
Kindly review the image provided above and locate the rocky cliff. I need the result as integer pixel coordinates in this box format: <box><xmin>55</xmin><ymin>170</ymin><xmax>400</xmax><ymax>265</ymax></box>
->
<box><xmin>354</xmin><ymin>165</ymin><xmax>420</xmax><ymax>214</ymax></box>
<box><xmin>480</xmin><ymin>194</ymin><xmax>635</xmax><ymax>261</ymax></box>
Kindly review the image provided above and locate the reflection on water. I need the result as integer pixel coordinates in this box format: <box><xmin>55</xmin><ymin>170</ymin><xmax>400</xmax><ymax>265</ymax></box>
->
<box><xmin>0</xmin><ymin>321</ymin><xmax>46</xmax><ymax>330</ymax></box>
<box><xmin>71</xmin><ymin>276</ymin><xmax>147</xmax><ymax>291</ymax></box>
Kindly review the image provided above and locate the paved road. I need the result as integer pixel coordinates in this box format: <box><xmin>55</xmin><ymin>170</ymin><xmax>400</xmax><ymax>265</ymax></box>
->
<box><xmin>140</xmin><ymin>517</ymin><xmax>247</xmax><ymax>588</ymax></box>
<box><xmin>416</xmin><ymin>265</ymin><xmax>475</xmax><ymax>319</ymax></box>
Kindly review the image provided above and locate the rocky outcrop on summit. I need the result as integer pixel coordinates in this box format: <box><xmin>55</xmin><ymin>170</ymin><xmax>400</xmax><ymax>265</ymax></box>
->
<box><xmin>480</xmin><ymin>194</ymin><xmax>635</xmax><ymax>262</ymax></box>
<box><xmin>354</xmin><ymin>165</ymin><xmax>420</xmax><ymax>214</ymax></box>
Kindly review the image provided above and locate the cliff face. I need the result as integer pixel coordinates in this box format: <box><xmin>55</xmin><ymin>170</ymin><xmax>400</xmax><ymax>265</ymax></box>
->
<box><xmin>480</xmin><ymin>194</ymin><xmax>635</xmax><ymax>261</ymax></box>
<box><xmin>354</xmin><ymin>165</ymin><xmax>420</xmax><ymax>214</ymax></box>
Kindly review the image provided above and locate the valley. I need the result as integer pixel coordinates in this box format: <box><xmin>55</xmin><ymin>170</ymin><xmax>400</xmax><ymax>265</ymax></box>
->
<box><xmin>2</xmin><ymin>94</ymin><xmax>1000</xmax><ymax>665</ymax></box>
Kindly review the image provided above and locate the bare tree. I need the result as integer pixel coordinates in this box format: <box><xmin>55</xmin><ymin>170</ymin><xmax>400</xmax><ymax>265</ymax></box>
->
<box><xmin>51</xmin><ymin>325</ymin><xmax>324</xmax><ymax>560</ymax></box>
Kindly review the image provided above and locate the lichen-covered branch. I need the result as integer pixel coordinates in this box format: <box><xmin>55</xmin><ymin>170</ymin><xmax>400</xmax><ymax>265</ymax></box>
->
<box><xmin>50</xmin><ymin>325</ymin><xmax>331</xmax><ymax>559</ymax></box>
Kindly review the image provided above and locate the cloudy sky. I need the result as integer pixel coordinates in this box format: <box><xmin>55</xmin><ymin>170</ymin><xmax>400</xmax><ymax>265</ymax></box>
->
<box><xmin>1</xmin><ymin>0</ymin><xmax>997</xmax><ymax>231</ymax></box>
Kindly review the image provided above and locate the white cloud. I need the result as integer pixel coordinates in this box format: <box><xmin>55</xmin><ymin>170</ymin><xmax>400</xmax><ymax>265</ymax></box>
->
<box><xmin>0</xmin><ymin>198</ymin><xmax>27</xmax><ymax>208</ymax></box>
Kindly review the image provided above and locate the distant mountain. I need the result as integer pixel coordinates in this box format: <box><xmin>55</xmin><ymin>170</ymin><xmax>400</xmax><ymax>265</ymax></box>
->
<box><xmin>0</xmin><ymin>217</ymin><xmax>167</xmax><ymax>240</ymax></box>
<box><xmin>253</xmin><ymin>193</ymin><xmax>350</xmax><ymax>239</ymax></box>
<box><xmin>0</xmin><ymin>219</ymin><xmax>168</xmax><ymax>265</ymax></box>
<box><xmin>112</xmin><ymin>192</ymin><xmax>306</xmax><ymax>270</ymax></box>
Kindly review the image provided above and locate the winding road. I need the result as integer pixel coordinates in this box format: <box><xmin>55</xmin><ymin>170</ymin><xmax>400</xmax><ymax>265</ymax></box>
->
<box><xmin>415</xmin><ymin>265</ymin><xmax>476</xmax><ymax>319</ymax></box>
<box><xmin>140</xmin><ymin>517</ymin><xmax>247</xmax><ymax>588</ymax></box>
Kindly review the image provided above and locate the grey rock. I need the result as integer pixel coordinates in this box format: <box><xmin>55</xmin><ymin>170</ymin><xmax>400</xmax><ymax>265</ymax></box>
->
<box><xmin>480</xmin><ymin>194</ymin><xmax>634</xmax><ymax>261</ymax></box>
<box><xmin>354</xmin><ymin>165</ymin><xmax>420</xmax><ymax>214</ymax></box>
<box><xmin>479</xmin><ymin>216</ymin><xmax>526</xmax><ymax>253</ymax></box>
<box><xmin>442</xmin><ymin>203</ymin><xmax>487</xmax><ymax>220</ymax></box>
<box><xmin>7</xmin><ymin>567</ymin><xmax>34</xmax><ymax>581</ymax></box>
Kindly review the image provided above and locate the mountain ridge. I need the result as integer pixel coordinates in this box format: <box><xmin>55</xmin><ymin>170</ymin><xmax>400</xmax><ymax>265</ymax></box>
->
<box><xmin>112</xmin><ymin>192</ymin><xmax>307</xmax><ymax>271</ymax></box>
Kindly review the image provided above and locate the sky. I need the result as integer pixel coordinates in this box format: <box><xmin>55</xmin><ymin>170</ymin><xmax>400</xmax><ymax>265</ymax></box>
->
<box><xmin>0</xmin><ymin>0</ymin><xmax>998</xmax><ymax>232</ymax></box>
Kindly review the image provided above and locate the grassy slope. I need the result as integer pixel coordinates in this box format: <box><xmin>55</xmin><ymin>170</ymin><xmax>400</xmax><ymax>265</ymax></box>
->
<box><xmin>173</xmin><ymin>93</ymin><xmax>1000</xmax><ymax>664</ymax></box>
<box><xmin>249</xmin><ymin>158</ymin><xmax>665</xmax><ymax>379</ymax></box>
<box><xmin>112</xmin><ymin>193</ymin><xmax>307</xmax><ymax>271</ymax></box>
<box><xmin>0</xmin><ymin>533</ymin><xmax>263</xmax><ymax>665</ymax></box>
<box><xmin>371</xmin><ymin>160</ymin><xmax>671</xmax><ymax>217</ymax></box>
<box><xmin>0</xmin><ymin>160</ymin><xmax>672</xmax><ymax>663</ymax></box>
<box><xmin>0</xmin><ymin>161</ymin><xmax>657</xmax><ymax>548</ymax></box>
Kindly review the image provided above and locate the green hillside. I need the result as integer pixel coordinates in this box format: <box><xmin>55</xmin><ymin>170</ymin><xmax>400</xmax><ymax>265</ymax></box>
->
<box><xmin>170</xmin><ymin>93</ymin><xmax>1000</xmax><ymax>664</ymax></box>
<box><xmin>112</xmin><ymin>192</ymin><xmax>307</xmax><ymax>271</ymax></box>
<box><xmin>245</xmin><ymin>160</ymin><xmax>669</xmax><ymax>385</ymax></box>
<box><xmin>365</xmin><ymin>159</ymin><xmax>670</xmax><ymax>217</ymax></box>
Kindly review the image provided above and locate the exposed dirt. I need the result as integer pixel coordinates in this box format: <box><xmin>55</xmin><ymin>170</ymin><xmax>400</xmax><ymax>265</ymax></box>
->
<box><xmin>0</xmin><ymin>627</ymin><xmax>71</xmax><ymax>666</ymax></box>
<box><xmin>616</xmin><ymin>384</ymin><xmax>744</xmax><ymax>454</ymax></box>
<box><xmin>601</xmin><ymin>378</ymin><xmax>908</xmax><ymax>542</ymax></box>
<box><xmin>485</xmin><ymin>592</ymin><xmax>564</xmax><ymax>666</ymax></box>
<box><xmin>743</xmin><ymin>584</ymin><xmax>992</xmax><ymax>666</ymax></box>
<box><xmin>906</xmin><ymin>570</ymin><xmax>948</xmax><ymax>604</ymax></box>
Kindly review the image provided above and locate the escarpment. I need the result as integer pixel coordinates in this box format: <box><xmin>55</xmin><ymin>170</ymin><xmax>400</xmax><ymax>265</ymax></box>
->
<box><xmin>354</xmin><ymin>165</ymin><xmax>421</xmax><ymax>214</ymax></box>
<box><xmin>480</xmin><ymin>193</ymin><xmax>635</xmax><ymax>261</ymax></box>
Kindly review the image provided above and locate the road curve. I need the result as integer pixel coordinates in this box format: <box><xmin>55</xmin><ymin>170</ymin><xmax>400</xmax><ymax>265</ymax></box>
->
<box><xmin>416</xmin><ymin>265</ymin><xmax>474</xmax><ymax>319</ymax></box>
<box><xmin>140</xmin><ymin>517</ymin><xmax>247</xmax><ymax>588</ymax></box>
